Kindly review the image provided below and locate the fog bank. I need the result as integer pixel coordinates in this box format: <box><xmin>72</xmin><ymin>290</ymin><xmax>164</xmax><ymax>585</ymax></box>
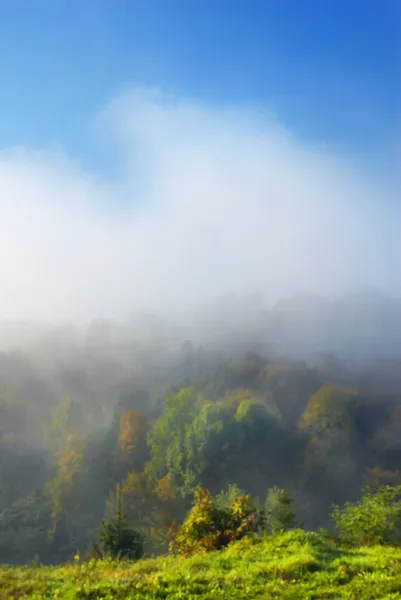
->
<box><xmin>0</xmin><ymin>86</ymin><xmax>398</xmax><ymax>322</ymax></box>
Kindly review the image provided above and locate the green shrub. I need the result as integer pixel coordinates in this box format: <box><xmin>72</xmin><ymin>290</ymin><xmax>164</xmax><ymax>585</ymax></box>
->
<box><xmin>331</xmin><ymin>484</ymin><xmax>401</xmax><ymax>546</ymax></box>
<box><xmin>171</xmin><ymin>487</ymin><xmax>264</xmax><ymax>556</ymax></box>
<box><xmin>264</xmin><ymin>486</ymin><xmax>297</xmax><ymax>534</ymax></box>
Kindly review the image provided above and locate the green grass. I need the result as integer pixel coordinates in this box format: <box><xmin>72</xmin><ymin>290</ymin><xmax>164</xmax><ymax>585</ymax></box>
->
<box><xmin>1</xmin><ymin>530</ymin><xmax>401</xmax><ymax>599</ymax></box>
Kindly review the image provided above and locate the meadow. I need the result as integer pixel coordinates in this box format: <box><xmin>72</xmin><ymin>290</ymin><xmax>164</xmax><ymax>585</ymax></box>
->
<box><xmin>1</xmin><ymin>530</ymin><xmax>401</xmax><ymax>599</ymax></box>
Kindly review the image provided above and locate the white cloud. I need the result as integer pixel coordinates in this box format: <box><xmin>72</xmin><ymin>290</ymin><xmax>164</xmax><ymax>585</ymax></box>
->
<box><xmin>0</xmin><ymin>86</ymin><xmax>398</xmax><ymax>322</ymax></box>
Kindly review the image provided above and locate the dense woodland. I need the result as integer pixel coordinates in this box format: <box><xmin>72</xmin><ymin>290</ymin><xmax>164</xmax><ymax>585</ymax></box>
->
<box><xmin>0</xmin><ymin>292</ymin><xmax>400</xmax><ymax>564</ymax></box>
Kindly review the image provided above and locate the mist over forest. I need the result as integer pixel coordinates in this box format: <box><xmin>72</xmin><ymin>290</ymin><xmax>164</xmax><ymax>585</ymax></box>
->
<box><xmin>0</xmin><ymin>3</ymin><xmax>399</xmax><ymax>596</ymax></box>
<box><xmin>0</xmin><ymin>288</ymin><xmax>400</xmax><ymax>564</ymax></box>
<box><xmin>0</xmin><ymin>55</ymin><xmax>399</xmax><ymax>571</ymax></box>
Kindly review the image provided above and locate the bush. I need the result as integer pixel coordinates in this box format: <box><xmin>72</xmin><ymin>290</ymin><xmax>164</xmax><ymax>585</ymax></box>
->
<box><xmin>265</xmin><ymin>487</ymin><xmax>297</xmax><ymax>534</ymax></box>
<box><xmin>331</xmin><ymin>484</ymin><xmax>401</xmax><ymax>546</ymax></box>
<box><xmin>172</xmin><ymin>487</ymin><xmax>264</xmax><ymax>556</ymax></box>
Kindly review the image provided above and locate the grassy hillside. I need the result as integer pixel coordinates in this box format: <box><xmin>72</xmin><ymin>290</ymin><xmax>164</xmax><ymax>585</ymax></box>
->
<box><xmin>1</xmin><ymin>531</ymin><xmax>401</xmax><ymax>599</ymax></box>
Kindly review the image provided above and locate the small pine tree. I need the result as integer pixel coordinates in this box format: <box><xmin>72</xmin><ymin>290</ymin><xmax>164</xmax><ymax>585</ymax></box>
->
<box><xmin>98</xmin><ymin>484</ymin><xmax>144</xmax><ymax>560</ymax></box>
<box><xmin>265</xmin><ymin>487</ymin><xmax>297</xmax><ymax>534</ymax></box>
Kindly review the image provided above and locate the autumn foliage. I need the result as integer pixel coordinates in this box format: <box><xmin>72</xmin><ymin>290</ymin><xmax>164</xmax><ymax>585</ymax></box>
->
<box><xmin>171</xmin><ymin>487</ymin><xmax>265</xmax><ymax>555</ymax></box>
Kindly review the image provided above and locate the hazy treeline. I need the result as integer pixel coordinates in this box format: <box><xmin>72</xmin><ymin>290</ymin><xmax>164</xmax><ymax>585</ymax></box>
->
<box><xmin>0</xmin><ymin>291</ymin><xmax>400</xmax><ymax>564</ymax></box>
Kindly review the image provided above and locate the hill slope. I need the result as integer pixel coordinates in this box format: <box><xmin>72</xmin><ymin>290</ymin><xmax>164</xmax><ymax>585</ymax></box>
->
<box><xmin>1</xmin><ymin>531</ymin><xmax>401</xmax><ymax>599</ymax></box>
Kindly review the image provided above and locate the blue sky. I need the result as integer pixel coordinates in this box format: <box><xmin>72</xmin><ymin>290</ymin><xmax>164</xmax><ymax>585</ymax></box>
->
<box><xmin>0</xmin><ymin>1</ymin><xmax>399</xmax><ymax>320</ymax></box>
<box><xmin>0</xmin><ymin>0</ymin><xmax>399</xmax><ymax>177</ymax></box>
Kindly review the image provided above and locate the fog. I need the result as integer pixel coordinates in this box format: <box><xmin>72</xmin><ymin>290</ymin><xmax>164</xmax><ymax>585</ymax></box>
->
<box><xmin>0</xmin><ymin>88</ymin><xmax>400</xmax><ymax>563</ymax></box>
<box><xmin>0</xmin><ymin>86</ymin><xmax>399</xmax><ymax>326</ymax></box>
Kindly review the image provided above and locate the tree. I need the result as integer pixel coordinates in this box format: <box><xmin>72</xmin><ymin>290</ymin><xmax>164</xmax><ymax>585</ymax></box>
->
<box><xmin>99</xmin><ymin>484</ymin><xmax>144</xmax><ymax>560</ymax></box>
<box><xmin>146</xmin><ymin>387</ymin><xmax>198</xmax><ymax>483</ymax></box>
<box><xmin>264</xmin><ymin>487</ymin><xmax>297</xmax><ymax>534</ymax></box>
<box><xmin>117</xmin><ymin>409</ymin><xmax>149</xmax><ymax>476</ymax></box>
<box><xmin>233</xmin><ymin>399</ymin><xmax>300</xmax><ymax>497</ymax></box>
<box><xmin>44</xmin><ymin>434</ymin><xmax>87</xmax><ymax>559</ymax></box>
<box><xmin>43</xmin><ymin>396</ymin><xmax>84</xmax><ymax>453</ymax></box>
<box><xmin>105</xmin><ymin>472</ymin><xmax>183</xmax><ymax>555</ymax></box>
<box><xmin>215</xmin><ymin>484</ymin><xmax>244</xmax><ymax>510</ymax></box>
<box><xmin>299</xmin><ymin>385</ymin><xmax>359</xmax><ymax>435</ymax></box>
<box><xmin>198</xmin><ymin>354</ymin><xmax>266</xmax><ymax>402</ymax></box>
<box><xmin>182</xmin><ymin>403</ymin><xmax>240</xmax><ymax>497</ymax></box>
<box><xmin>0</xmin><ymin>491</ymin><xmax>52</xmax><ymax>564</ymax></box>
<box><xmin>299</xmin><ymin>385</ymin><xmax>364</xmax><ymax>509</ymax></box>
<box><xmin>258</xmin><ymin>363</ymin><xmax>321</xmax><ymax>427</ymax></box>
<box><xmin>331</xmin><ymin>485</ymin><xmax>401</xmax><ymax>546</ymax></box>
<box><xmin>0</xmin><ymin>388</ymin><xmax>27</xmax><ymax>439</ymax></box>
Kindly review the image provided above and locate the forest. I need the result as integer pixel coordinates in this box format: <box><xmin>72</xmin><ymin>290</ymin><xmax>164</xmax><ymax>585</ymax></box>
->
<box><xmin>0</xmin><ymin>291</ymin><xmax>400</xmax><ymax>566</ymax></box>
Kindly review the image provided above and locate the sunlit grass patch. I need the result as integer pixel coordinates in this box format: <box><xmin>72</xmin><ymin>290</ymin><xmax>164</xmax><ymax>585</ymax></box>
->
<box><xmin>2</xmin><ymin>531</ymin><xmax>401</xmax><ymax>599</ymax></box>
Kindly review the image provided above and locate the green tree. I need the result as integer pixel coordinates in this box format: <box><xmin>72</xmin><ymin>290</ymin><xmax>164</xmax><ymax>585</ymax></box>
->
<box><xmin>264</xmin><ymin>486</ymin><xmax>297</xmax><ymax>534</ymax></box>
<box><xmin>299</xmin><ymin>385</ymin><xmax>359</xmax><ymax>435</ymax></box>
<box><xmin>0</xmin><ymin>491</ymin><xmax>52</xmax><ymax>564</ymax></box>
<box><xmin>234</xmin><ymin>399</ymin><xmax>299</xmax><ymax>497</ymax></box>
<box><xmin>299</xmin><ymin>385</ymin><xmax>364</xmax><ymax>510</ymax></box>
<box><xmin>105</xmin><ymin>472</ymin><xmax>184</xmax><ymax>555</ymax></box>
<box><xmin>258</xmin><ymin>363</ymin><xmax>321</xmax><ymax>427</ymax></box>
<box><xmin>331</xmin><ymin>485</ymin><xmax>401</xmax><ymax>546</ymax></box>
<box><xmin>215</xmin><ymin>484</ymin><xmax>244</xmax><ymax>510</ymax></box>
<box><xmin>182</xmin><ymin>403</ymin><xmax>240</xmax><ymax>497</ymax></box>
<box><xmin>146</xmin><ymin>387</ymin><xmax>198</xmax><ymax>483</ymax></box>
<box><xmin>44</xmin><ymin>434</ymin><xmax>87</xmax><ymax>559</ymax></box>
<box><xmin>99</xmin><ymin>484</ymin><xmax>144</xmax><ymax>560</ymax></box>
